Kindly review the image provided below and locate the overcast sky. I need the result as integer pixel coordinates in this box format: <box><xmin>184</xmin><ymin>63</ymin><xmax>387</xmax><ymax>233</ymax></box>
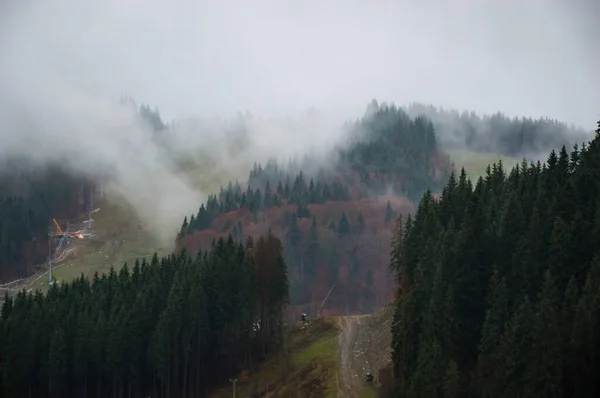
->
<box><xmin>1</xmin><ymin>0</ymin><xmax>598</xmax><ymax>128</ymax></box>
<box><xmin>0</xmin><ymin>0</ymin><xmax>597</xmax><ymax>243</ymax></box>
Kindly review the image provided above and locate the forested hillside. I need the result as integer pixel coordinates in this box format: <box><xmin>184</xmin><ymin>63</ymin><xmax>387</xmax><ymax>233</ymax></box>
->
<box><xmin>0</xmin><ymin>233</ymin><xmax>289</xmax><ymax>398</ymax></box>
<box><xmin>390</xmin><ymin>119</ymin><xmax>600</xmax><ymax>397</ymax></box>
<box><xmin>406</xmin><ymin>103</ymin><xmax>592</xmax><ymax>157</ymax></box>
<box><xmin>177</xmin><ymin>104</ymin><xmax>451</xmax><ymax>315</ymax></box>
<box><xmin>1</xmin><ymin>106</ymin><xmax>597</xmax><ymax>398</ymax></box>
<box><xmin>0</xmin><ymin>100</ymin><xmax>167</xmax><ymax>283</ymax></box>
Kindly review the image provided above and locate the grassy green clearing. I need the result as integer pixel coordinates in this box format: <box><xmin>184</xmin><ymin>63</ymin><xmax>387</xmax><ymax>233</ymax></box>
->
<box><xmin>210</xmin><ymin>317</ymin><xmax>340</xmax><ymax>398</ymax></box>
<box><xmin>26</xmin><ymin>149</ymin><xmax>253</xmax><ymax>292</ymax></box>
<box><xmin>446</xmin><ymin>149</ymin><xmax>522</xmax><ymax>181</ymax></box>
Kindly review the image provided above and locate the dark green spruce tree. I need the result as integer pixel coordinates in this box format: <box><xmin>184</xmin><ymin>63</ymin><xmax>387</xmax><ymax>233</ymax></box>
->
<box><xmin>0</xmin><ymin>233</ymin><xmax>289</xmax><ymax>398</ymax></box>
<box><xmin>390</xmin><ymin>118</ymin><xmax>600</xmax><ymax>397</ymax></box>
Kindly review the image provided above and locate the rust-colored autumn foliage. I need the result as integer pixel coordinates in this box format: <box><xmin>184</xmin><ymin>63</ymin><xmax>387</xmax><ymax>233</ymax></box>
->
<box><xmin>176</xmin><ymin>104</ymin><xmax>454</xmax><ymax>316</ymax></box>
<box><xmin>178</xmin><ymin>196</ymin><xmax>414</xmax><ymax>316</ymax></box>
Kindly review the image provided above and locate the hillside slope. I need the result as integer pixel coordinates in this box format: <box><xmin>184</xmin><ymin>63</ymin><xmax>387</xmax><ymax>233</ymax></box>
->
<box><xmin>29</xmin><ymin>197</ymin><xmax>167</xmax><ymax>291</ymax></box>
<box><xmin>446</xmin><ymin>149</ymin><xmax>520</xmax><ymax>181</ymax></box>
<box><xmin>209</xmin><ymin>305</ymin><xmax>394</xmax><ymax>398</ymax></box>
<box><xmin>405</xmin><ymin>103</ymin><xmax>592</xmax><ymax>157</ymax></box>
<box><xmin>337</xmin><ymin>306</ymin><xmax>394</xmax><ymax>398</ymax></box>
<box><xmin>177</xmin><ymin>105</ymin><xmax>450</xmax><ymax>316</ymax></box>
<box><xmin>0</xmin><ymin>194</ymin><xmax>170</xmax><ymax>297</ymax></box>
<box><xmin>0</xmin><ymin>164</ymin><xmax>94</xmax><ymax>282</ymax></box>
<box><xmin>389</xmin><ymin>120</ymin><xmax>600</xmax><ymax>396</ymax></box>
<box><xmin>4</xmin><ymin>102</ymin><xmax>579</xmax><ymax>291</ymax></box>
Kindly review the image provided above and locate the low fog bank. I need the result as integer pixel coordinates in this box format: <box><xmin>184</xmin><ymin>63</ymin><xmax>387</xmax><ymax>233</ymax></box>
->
<box><xmin>0</xmin><ymin>91</ymin><xmax>205</xmax><ymax>245</ymax></box>
<box><xmin>0</xmin><ymin>1</ymin><xmax>351</xmax><ymax>246</ymax></box>
<box><xmin>169</xmin><ymin>108</ymin><xmax>345</xmax><ymax>171</ymax></box>
<box><xmin>0</xmin><ymin>90</ymin><xmax>348</xmax><ymax>245</ymax></box>
<box><xmin>1</xmin><ymin>0</ymin><xmax>598</xmax><ymax>243</ymax></box>
<box><xmin>405</xmin><ymin>103</ymin><xmax>595</xmax><ymax>162</ymax></box>
<box><xmin>3</xmin><ymin>0</ymin><xmax>597</xmax><ymax>126</ymax></box>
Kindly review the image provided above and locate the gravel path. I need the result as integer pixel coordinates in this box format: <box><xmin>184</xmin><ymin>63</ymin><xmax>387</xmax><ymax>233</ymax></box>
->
<box><xmin>337</xmin><ymin>315</ymin><xmax>369</xmax><ymax>397</ymax></box>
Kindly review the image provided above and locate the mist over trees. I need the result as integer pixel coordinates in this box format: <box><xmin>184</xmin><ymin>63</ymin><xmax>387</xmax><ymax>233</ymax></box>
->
<box><xmin>2</xmin><ymin>98</ymin><xmax>598</xmax><ymax>396</ymax></box>
<box><xmin>177</xmin><ymin>104</ymin><xmax>450</xmax><ymax>314</ymax></box>
<box><xmin>0</xmin><ymin>164</ymin><xmax>91</xmax><ymax>281</ymax></box>
<box><xmin>0</xmin><ymin>98</ymin><xmax>182</xmax><ymax>283</ymax></box>
<box><xmin>390</xmin><ymin>119</ymin><xmax>600</xmax><ymax>397</ymax></box>
<box><xmin>405</xmin><ymin>103</ymin><xmax>592</xmax><ymax>158</ymax></box>
<box><xmin>0</xmin><ymin>233</ymin><xmax>289</xmax><ymax>398</ymax></box>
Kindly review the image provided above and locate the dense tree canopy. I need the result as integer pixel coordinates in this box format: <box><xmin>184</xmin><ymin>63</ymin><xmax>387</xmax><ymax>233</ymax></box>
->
<box><xmin>177</xmin><ymin>103</ymin><xmax>447</xmax><ymax>314</ymax></box>
<box><xmin>340</xmin><ymin>102</ymin><xmax>447</xmax><ymax>201</ymax></box>
<box><xmin>390</xmin><ymin>119</ymin><xmax>600</xmax><ymax>397</ymax></box>
<box><xmin>406</xmin><ymin>103</ymin><xmax>592</xmax><ymax>157</ymax></box>
<box><xmin>0</xmin><ymin>233</ymin><xmax>289</xmax><ymax>398</ymax></box>
<box><xmin>3</xmin><ymin>100</ymin><xmax>594</xmax><ymax>397</ymax></box>
<box><xmin>179</xmin><ymin>102</ymin><xmax>449</xmax><ymax>236</ymax></box>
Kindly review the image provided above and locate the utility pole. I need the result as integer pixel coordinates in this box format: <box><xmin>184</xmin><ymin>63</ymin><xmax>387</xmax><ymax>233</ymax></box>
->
<box><xmin>87</xmin><ymin>204</ymin><xmax>92</xmax><ymax>233</ymax></box>
<box><xmin>229</xmin><ymin>378</ymin><xmax>237</xmax><ymax>398</ymax></box>
<box><xmin>88</xmin><ymin>186</ymin><xmax>93</xmax><ymax>232</ymax></box>
<box><xmin>47</xmin><ymin>224</ymin><xmax>53</xmax><ymax>285</ymax></box>
<box><xmin>317</xmin><ymin>284</ymin><xmax>335</xmax><ymax>318</ymax></box>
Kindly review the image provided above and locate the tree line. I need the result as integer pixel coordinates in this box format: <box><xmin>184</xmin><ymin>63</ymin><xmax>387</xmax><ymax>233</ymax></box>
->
<box><xmin>0</xmin><ymin>233</ymin><xmax>289</xmax><ymax>398</ymax></box>
<box><xmin>406</xmin><ymin>102</ymin><xmax>592</xmax><ymax>157</ymax></box>
<box><xmin>175</xmin><ymin>103</ymin><xmax>446</xmax><ymax>314</ymax></box>
<box><xmin>178</xmin><ymin>173</ymin><xmax>353</xmax><ymax>237</ymax></box>
<box><xmin>341</xmin><ymin>101</ymin><xmax>447</xmax><ymax>201</ymax></box>
<box><xmin>390</xmin><ymin>119</ymin><xmax>600</xmax><ymax>397</ymax></box>
<box><xmin>179</xmin><ymin>198</ymin><xmax>399</xmax><ymax>314</ymax></box>
<box><xmin>178</xmin><ymin>101</ymin><xmax>449</xmax><ymax>238</ymax></box>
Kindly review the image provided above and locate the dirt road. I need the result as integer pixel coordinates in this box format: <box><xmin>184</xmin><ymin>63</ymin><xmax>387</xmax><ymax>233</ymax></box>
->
<box><xmin>337</xmin><ymin>315</ymin><xmax>369</xmax><ymax>398</ymax></box>
<box><xmin>337</xmin><ymin>308</ymin><xmax>394</xmax><ymax>397</ymax></box>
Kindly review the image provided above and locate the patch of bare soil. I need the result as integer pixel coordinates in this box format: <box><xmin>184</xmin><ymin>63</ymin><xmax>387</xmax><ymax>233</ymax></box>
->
<box><xmin>338</xmin><ymin>315</ymin><xmax>364</xmax><ymax>397</ymax></box>
<box><xmin>337</xmin><ymin>306</ymin><xmax>394</xmax><ymax>397</ymax></box>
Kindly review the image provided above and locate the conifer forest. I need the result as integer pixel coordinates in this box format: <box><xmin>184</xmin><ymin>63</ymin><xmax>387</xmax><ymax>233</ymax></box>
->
<box><xmin>1</xmin><ymin>234</ymin><xmax>289</xmax><ymax>397</ymax></box>
<box><xmin>390</xmin><ymin>119</ymin><xmax>600</xmax><ymax>397</ymax></box>
<box><xmin>2</xmin><ymin>1</ymin><xmax>599</xmax><ymax>396</ymax></box>
<box><xmin>0</xmin><ymin>101</ymin><xmax>598</xmax><ymax>397</ymax></box>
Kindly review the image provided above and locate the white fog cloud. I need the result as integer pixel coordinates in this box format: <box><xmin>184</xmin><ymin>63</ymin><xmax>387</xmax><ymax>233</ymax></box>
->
<box><xmin>0</xmin><ymin>0</ymin><xmax>597</xmax><ymax>243</ymax></box>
